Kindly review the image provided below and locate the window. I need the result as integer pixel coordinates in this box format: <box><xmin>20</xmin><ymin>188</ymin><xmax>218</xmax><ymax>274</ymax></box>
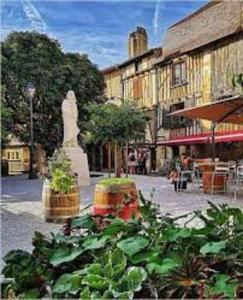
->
<box><xmin>16</xmin><ymin>152</ymin><xmax>19</xmax><ymax>160</ymax></box>
<box><xmin>172</xmin><ymin>61</ymin><xmax>186</xmax><ymax>86</ymax></box>
<box><xmin>135</xmin><ymin>61</ymin><xmax>142</xmax><ymax>73</ymax></box>
<box><xmin>7</xmin><ymin>152</ymin><xmax>10</xmax><ymax>159</ymax></box>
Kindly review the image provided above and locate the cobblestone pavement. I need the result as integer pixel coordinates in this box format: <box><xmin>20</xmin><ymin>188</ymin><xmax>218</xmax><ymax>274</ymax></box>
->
<box><xmin>1</xmin><ymin>173</ymin><xmax>243</xmax><ymax>261</ymax></box>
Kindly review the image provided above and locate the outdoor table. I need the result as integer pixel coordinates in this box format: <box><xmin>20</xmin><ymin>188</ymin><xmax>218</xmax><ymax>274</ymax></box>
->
<box><xmin>197</xmin><ymin>162</ymin><xmax>225</xmax><ymax>193</ymax></box>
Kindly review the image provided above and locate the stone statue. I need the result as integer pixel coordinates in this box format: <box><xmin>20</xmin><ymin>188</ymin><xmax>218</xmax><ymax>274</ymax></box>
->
<box><xmin>62</xmin><ymin>90</ymin><xmax>80</xmax><ymax>147</ymax></box>
<box><xmin>61</xmin><ymin>90</ymin><xmax>90</xmax><ymax>186</ymax></box>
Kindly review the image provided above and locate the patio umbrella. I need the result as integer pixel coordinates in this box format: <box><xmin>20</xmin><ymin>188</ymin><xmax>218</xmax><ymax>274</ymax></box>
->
<box><xmin>169</xmin><ymin>94</ymin><xmax>243</xmax><ymax>161</ymax></box>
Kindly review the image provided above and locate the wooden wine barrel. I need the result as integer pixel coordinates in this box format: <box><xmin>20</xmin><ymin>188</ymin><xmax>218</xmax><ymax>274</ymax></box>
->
<box><xmin>42</xmin><ymin>179</ymin><xmax>80</xmax><ymax>222</ymax></box>
<box><xmin>92</xmin><ymin>178</ymin><xmax>139</xmax><ymax>220</ymax></box>
<box><xmin>202</xmin><ymin>172</ymin><xmax>225</xmax><ymax>193</ymax></box>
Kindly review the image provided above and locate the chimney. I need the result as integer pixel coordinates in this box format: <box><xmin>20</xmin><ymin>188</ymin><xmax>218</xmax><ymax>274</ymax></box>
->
<box><xmin>128</xmin><ymin>27</ymin><xmax>148</xmax><ymax>58</ymax></box>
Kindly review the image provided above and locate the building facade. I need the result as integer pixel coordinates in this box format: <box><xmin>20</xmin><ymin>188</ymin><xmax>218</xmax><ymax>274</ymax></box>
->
<box><xmin>155</xmin><ymin>0</ymin><xmax>243</xmax><ymax>169</ymax></box>
<box><xmin>102</xmin><ymin>27</ymin><xmax>162</xmax><ymax>171</ymax></box>
<box><xmin>102</xmin><ymin>1</ymin><xmax>243</xmax><ymax>172</ymax></box>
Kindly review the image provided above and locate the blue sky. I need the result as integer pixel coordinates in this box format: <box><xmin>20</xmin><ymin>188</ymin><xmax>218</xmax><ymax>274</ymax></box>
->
<box><xmin>1</xmin><ymin>0</ymin><xmax>206</xmax><ymax>69</ymax></box>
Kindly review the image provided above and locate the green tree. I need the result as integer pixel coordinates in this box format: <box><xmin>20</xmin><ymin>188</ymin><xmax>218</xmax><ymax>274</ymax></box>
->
<box><xmin>86</xmin><ymin>101</ymin><xmax>148</xmax><ymax>177</ymax></box>
<box><xmin>1</xmin><ymin>85</ymin><xmax>12</xmax><ymax>146</ymax></box>
<box><xmin>1</xmin><ymin>31</ymin><xmax>105</xmax><ymax>156</ymax></box>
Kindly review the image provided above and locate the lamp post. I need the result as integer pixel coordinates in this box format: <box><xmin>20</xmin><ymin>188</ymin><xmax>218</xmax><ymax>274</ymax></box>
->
<box><xmin>25</xmin><ymin>82</ymin><xmax>37</xmax><ymax>179</ymax></box>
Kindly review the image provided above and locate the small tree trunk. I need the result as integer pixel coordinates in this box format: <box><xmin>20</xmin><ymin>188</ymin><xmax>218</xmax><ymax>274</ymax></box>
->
<box><xmin>114</xmin><ymin>141</ymin><xmax>121</xmax><ymax>178</ymax></box>
<box><xmin>125</xmin><ymin>141</ymin><xmax>129</xmax><ymax>177</ymax></box>
<box><xmin>99</xmin><ymin>144</ymin><xmax>103</xmax><ymax>172</ymax></box>
<box><xmin>92</xmin><ymin>147</ymin><xmax>96</xmax><ymax>171</ymax></box>
<box><xmin>108</xmin><ymin>142</ymin><xmax>111</xmax><ymax>178</ymax></box>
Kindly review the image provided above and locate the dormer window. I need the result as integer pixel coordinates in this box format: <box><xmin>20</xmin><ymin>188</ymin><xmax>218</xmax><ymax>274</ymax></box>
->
<box><xmin>172</xmin><ymin>61</ymin><xmax>186</xmax><ymax>86</ymax></box>
<box><xmin>135</xmin><ymin>61</ymin><xmax>142</xmax><ymax>73</ymax></box>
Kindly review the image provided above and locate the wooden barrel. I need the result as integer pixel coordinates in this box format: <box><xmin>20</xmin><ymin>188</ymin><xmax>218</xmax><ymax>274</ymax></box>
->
<box><xmin>42</xmin><ymin>179</ymin><xmax>80</xmax><ymax>222</ymax></box>
<box><xmin>92</xmin><ymin>178</ymin><xmax>139</xmax><ymax>220</ymax></box>
<box><xmin>202</xmin><ymin>172</ymin><xmax>225</xmax><ymax>193</ymax></box>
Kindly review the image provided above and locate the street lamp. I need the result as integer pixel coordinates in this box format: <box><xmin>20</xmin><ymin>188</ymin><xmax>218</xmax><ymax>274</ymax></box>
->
<box><xmin>25</xmin><ymin>82</ymin><xmax>37</xmax><ymax>179</ymax></box>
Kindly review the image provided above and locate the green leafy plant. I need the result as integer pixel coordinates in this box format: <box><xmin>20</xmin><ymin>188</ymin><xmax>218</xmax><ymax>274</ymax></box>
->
<box><xmin>47</xmin><ymin>149</ymin><xmax>76</xmax><ymax>194</ymax></box>
<box><xmin>50</xmin><ymin>168</ymin><xmax>75</xmax><ymax>194</ymax></box>
<box><xmin>52</xmin><ymin>249</ymin><xmax>147</xmax><ymax>299</ymax></box>
<box><xmin>2</xmin><ymin>194</ymin><xmax>243</xmax><ymax>299</ymax></box>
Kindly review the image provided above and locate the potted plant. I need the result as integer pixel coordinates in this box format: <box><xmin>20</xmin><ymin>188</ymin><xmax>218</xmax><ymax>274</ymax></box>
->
<box><xmin>92</xmin><ymin>177</ymin><xmax>139</xmax><ymax>220</ymax></box>
<box><xmin>42</xmin><ymin>149</ymin><xmax>80</xmax><ymax>222</ymax></box>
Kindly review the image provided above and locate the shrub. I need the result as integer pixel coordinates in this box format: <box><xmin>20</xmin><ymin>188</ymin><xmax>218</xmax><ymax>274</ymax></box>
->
<box><xmin>2</xmin><ymin>193</ymin><xmax>243</xmax><ymax>299</ymax></box>
<box><xmin>47</xmin><ymin>149</ymin><xmax>75</xmax><ymax>194</ymax></box>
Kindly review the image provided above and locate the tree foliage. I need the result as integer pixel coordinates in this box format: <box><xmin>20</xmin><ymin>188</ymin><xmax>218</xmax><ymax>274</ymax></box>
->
<box><xmin>86</xmin><ymin>101</ymin><xmax>148</xmax><ymax>145</ymax></box>
<box><xmin>1</xmin><ymin>31</ymin><xmax>105</xmax><ymax>155</ymax></box>
<box><xmin>1</xmin><ymin>85</ymin><xmax>12</xmax><ymax>146</ymax></box>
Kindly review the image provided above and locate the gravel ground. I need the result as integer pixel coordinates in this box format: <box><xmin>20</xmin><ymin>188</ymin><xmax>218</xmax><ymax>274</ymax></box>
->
<box><xmin>1</xmin><ymin>173</ymin><xmax>243</xmax><ymax>262</ymax></box>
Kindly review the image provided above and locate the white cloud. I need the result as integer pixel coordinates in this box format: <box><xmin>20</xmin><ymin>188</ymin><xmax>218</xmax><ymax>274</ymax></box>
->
<box><xmin>21</xmin><ymin>0</ymin><xmax>47</xmax><ymax>33</ymax></box>
<box><xmin>54</xmin><ymin>29</ymin><xmax>127</xmax><ymax>68</ymax></box>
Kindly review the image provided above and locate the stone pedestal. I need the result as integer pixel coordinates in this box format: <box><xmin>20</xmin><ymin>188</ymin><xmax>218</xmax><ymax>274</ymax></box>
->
<box><xmin>63</xmin><ymin>147</ymin><xmax>90</xmax><ymax>187</ymax></box>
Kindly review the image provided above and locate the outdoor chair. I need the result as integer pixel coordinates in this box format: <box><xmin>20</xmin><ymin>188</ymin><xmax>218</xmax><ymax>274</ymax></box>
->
<box><xmin>175</xmin><ymin>163</ymin><xmax>197</xmax><ymax>192</ymax></box>
<box><xmin>228</xmin><ymin>161</ymin><xmax>237</xmax><ymax>177</ymax></box>
<box><xmin>210</xmin><ymin>162</ymin><xmax>229</xmax><ymax>194</ymax></box>
<box><xmin>227</xmin><ymin>165</ymin><xmax>243</xmax><ymax>199</ymax></box>
<box><xmin>191</xmin><ymin>162</ymin><xmax>202</xmax><ymax>191</ymax></box>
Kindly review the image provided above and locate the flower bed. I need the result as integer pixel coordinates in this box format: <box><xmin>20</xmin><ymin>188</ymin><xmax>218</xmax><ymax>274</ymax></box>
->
<box><xmin>2</xmin><ymin>193</ymin><xmax>243</xmax><ymax>299</ymax></box>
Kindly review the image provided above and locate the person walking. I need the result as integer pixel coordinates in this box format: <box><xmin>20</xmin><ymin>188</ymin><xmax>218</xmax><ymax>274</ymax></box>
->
<box><xmin>128</xmin><ymin>149</ymin><xmax>137</xmax><ymax>174</ymax></box>
<box><xmin>141</xmin><ymin>150</ymin><xmax>148</xmax><ymax>175</ymax></box>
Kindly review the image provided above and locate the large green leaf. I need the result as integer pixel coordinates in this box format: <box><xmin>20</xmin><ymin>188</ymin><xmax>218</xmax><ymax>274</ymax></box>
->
<box><xmin>50</xmin><ymin>246</ymin><xmax>84</xmax><ymax>266</ymax></box>
<box><xmin>18</xmin><ymin>288</ymin><xmax>40</xmax><ymax>299</ymax></box>
<box><xmin>147</xmin><ymin>258</ymin><xmax>181</xmax><ymax>275</ymax></box>
<box><xmin>53</xmin><ymin>273</ymin><xmax>84</xmax><ymax>295</ymax></box>
<box><xmin>126</xmin><ymin>267</ymin><xmax>147</xmax><ymax>290</ymax></box>
<box><xmin>82</xmin><ymin>235</ymin><xmax>109</xmax><ymax>250</ymax></box>
<box><xmin>53</xmin><ymin>274</ymin><xmax>73</xmax><ymax>294</ymax></box>
<box><xmin>103</xmin><ymin>219</ymin><xmax>127</xmax><ymax>236</ymax></box>
<box><xmin>80</xmin><ymin>287</ymin><xmax>91</xmax><ymax>299</ymax></box>
<box><xmin>82</xmin><ymin>275</ymin><xmax>110</xmax><ymax>290</ymax></box>
<box><xmin>71</xmin><ymin>215</ymin><xmax>96</xmax><ymax>230</ymax></box>
<box><xmin>210</xmin><ymin>274</ymin><xmax>238</xmax><ymax>298</ymax></box>
<box><xmin>200</xmin><ymin>241</ymin><xmax>226</xmax><ymax>255</ymax></box>
<box><xmin>130</xmin><ymin>250</ymin><xmax>159</xmax><ymax>264</ymax></box>
<box><xmin>54</xmin><ymin>233</ymin><xmax>82</xmax><ymax>244</ymax></box>
<box><xmin>86</xmin><ymin>263</ymin><xmax>103</xmax><ymax>276</ymax></box>
<box><xmin>162</xmin><ymin>227</ymin><xmax>191</xmax><ymax>242</ymax></box>
<box><xmin>117</xmin><ymin>236</ymin><xmax>149</xmax><ymax>257</ymax></box>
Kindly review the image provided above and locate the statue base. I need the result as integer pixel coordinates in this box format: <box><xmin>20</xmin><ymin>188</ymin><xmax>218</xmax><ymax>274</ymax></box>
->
<box><xmin>62</xmin><ymin>147</ymin><xmax>90</xmax><ymax>187</ymax></box>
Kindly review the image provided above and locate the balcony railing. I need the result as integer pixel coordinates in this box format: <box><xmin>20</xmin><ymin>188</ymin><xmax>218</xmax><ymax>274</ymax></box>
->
<box><xmin>157</xmin><ymin>107</ymin><xmax>193</xmax><ymax>130</ymax></box>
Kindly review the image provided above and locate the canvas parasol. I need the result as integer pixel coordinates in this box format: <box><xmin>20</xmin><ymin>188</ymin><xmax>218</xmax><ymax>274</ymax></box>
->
<box><xmin>169</xmin><ymin>94</ymin><xmax>243</xmax><ymax>161</ymax></box>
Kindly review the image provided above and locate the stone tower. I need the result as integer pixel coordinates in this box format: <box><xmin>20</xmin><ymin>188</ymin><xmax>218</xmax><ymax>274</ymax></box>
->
<box><xmin>128</xmin><ymin>27</ymin><xmax>148</xmax><ymax>58</ymax></box>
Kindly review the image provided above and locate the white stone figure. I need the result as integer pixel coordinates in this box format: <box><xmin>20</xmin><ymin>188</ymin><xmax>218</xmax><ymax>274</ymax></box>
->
<box><xmin>62</xmin><ymin>90</ymin><xmax>80</xmax><ymax>147</ymax></box>
<box><xmin>61</xmin><ymin>90</ymin><xmax>90</xmax><ymax>186</ymax></box>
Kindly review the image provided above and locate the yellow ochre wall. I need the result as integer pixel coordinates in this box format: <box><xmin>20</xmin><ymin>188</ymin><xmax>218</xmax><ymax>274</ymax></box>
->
<box><xmin>157</xmin><ymin>36</ymin><xmax>243</xmax><ymax>133</ymax></box>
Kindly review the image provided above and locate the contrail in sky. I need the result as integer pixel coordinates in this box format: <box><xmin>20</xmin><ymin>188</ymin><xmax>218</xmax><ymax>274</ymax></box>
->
<box><xmin>153</xmin><ymin>0</ymin><xmax>165</xmax><ymax>36</ymax></box>
<box><xmin>21</xmin><ymin>0</ymin><xmax>47</xmax><ymax>33</ymax></box>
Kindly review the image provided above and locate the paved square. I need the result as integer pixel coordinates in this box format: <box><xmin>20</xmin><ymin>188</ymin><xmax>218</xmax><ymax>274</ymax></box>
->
<box><xmin>1</xmin><ymin>174</ymin><xmax>243</xmax><ymax>260</ymax></box>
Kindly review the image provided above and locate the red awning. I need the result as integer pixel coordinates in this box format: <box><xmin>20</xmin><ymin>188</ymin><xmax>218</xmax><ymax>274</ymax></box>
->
<box><xmin>157</xmin><ymin>130</ymin><xmax>243</xmax><ymax>146</ymax></box>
